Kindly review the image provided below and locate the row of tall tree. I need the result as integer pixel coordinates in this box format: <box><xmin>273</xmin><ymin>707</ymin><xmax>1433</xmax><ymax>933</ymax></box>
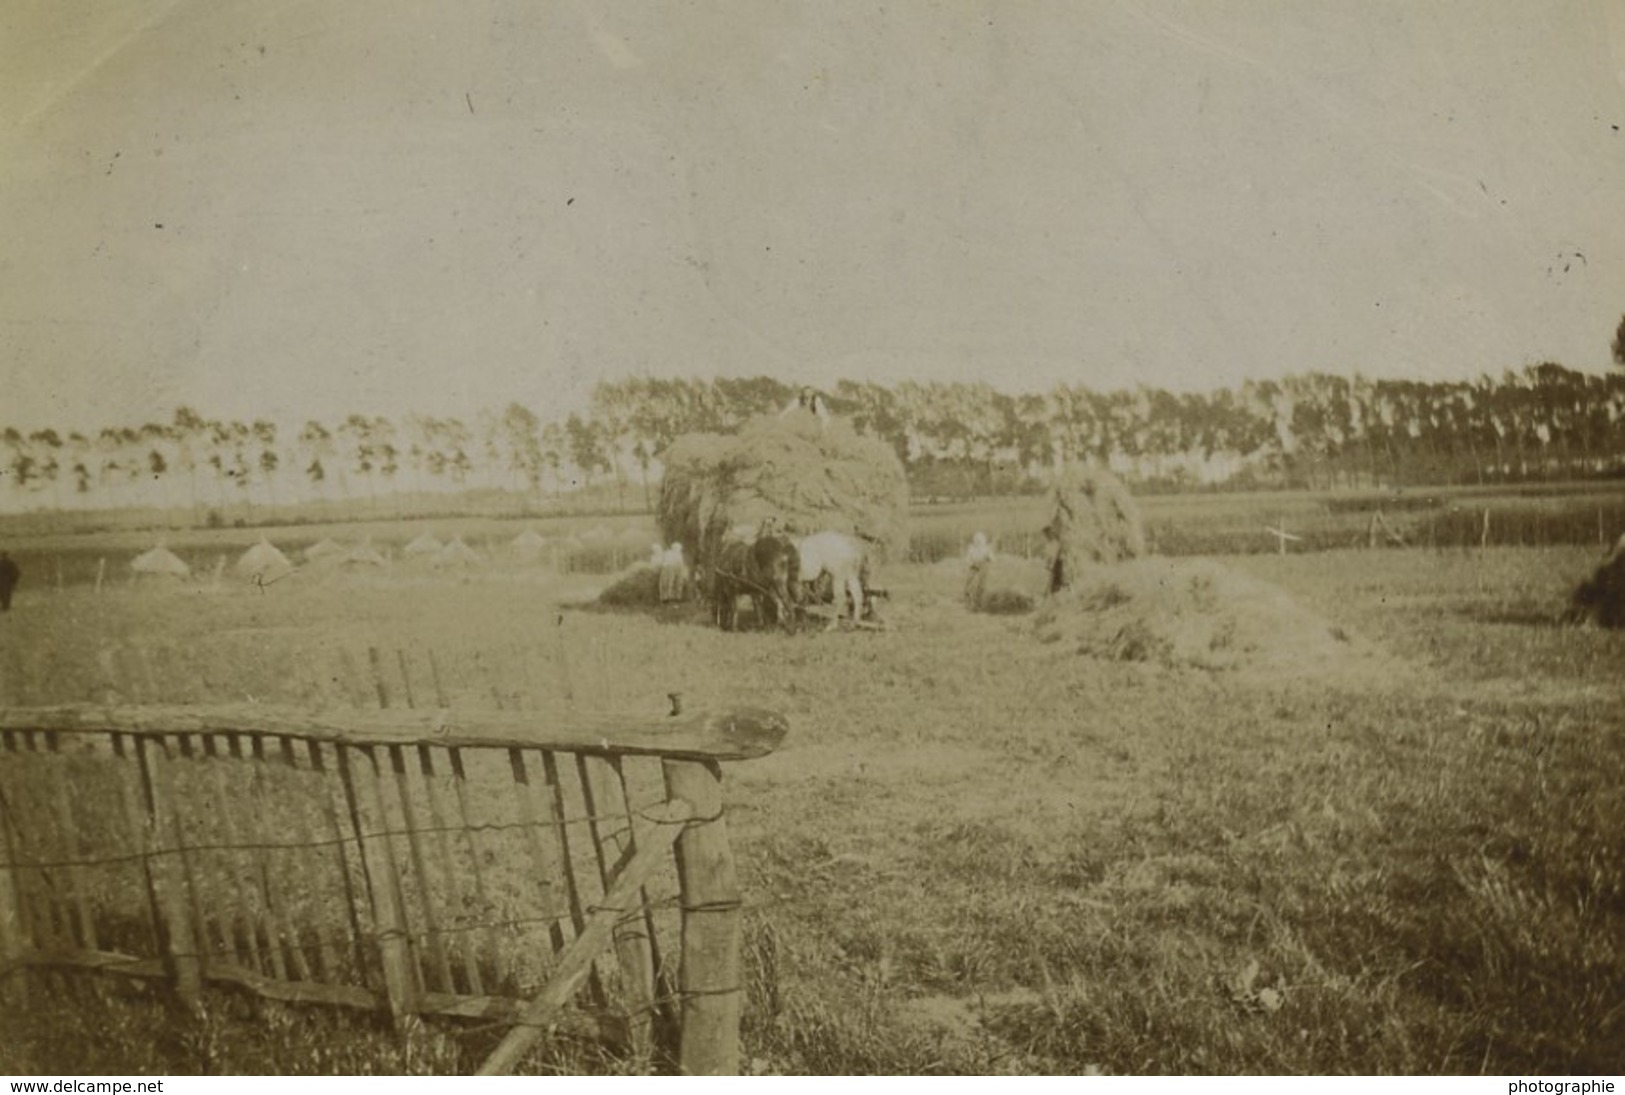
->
<box><xmin>4</xmin><ymin>364</ymin><xmax>1624</xmax><ymax>516</ymax></box>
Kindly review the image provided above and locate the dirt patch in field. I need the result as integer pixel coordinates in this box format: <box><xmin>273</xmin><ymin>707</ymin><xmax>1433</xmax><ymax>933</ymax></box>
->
<box><xmin>1032</xmin><ymin>557</ymin><xmax>1389</xmax><ymax>678</ymax></box>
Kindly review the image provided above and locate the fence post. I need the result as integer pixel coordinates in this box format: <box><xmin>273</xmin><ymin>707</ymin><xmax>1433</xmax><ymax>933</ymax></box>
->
<box><xmin>661</xmin><ymin>758</ymin><xmax>741</xmax><ymax>1076</ymax></box>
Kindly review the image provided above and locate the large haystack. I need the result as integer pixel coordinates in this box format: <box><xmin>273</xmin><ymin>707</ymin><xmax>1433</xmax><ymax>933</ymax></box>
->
<box><xmin>1568</xmin><ymin>553</ymin><xmax>1625</xmax><ymax>628</ymax></box>
<box><xmin>657</xmin><ymin>410</ymin><xmax>908</xmax><ymax>570</ymax></box>
<box><xmin>235</xmin><ymin>538</ymin><xmax>293</xmax><ymax>582</ymax></box>
<box><xmin>131</xmin><ymin>545</ymin><xmax>190</xmax><ymax>579</ymax></box>
<box><xmin>1044</xmin><ymin>465</ymin><xmax>1145</xmax><ymax>587</ymax></box>
<box><xmin>1031</xmin><ymin>558</ymin><xmax>1376</xmax><ymax>676</ymax></box>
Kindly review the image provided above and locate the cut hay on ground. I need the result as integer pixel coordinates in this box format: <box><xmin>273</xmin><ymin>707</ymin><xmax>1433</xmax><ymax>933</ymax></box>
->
<box><xmin>657</xmin><ymin>411</ymin><xmax>908</xmax><ymax>571</ymax></box>
<box><xmin>234</xmin><ymin>538</ymin><xmax>293</xmax><ymax>582</ymax></box>
<box><xmin>1032</xmin><ymin>557</ymin><xmax>1369</xmax><ymax>674</ymax></box>
<box><xmin>597</xmin><ymin>565</ymin><xmax>663</xmax><ymax>608</ymax></box>
<box><xmin>1045</xmin><ymin>465</ymin><xmax>1146</xmax><ymax>582</ymax></box>
<box><xmin>966</xmin><ymin>555</ymin><xmax>1051</xmax><ymax>615</ymax></box>
<box><xmin>1568</xmin><ymin>552</ymin><xmax>1625</xmax><ymax>628</ymax></box>
<box><xmin>131</xmin><ymin>545</ymin><xmax>190</xmax><ymax>579</ymax></box>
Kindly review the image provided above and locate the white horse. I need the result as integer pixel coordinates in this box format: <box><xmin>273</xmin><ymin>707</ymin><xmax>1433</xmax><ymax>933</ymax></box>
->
<box><xmin>796</xmin><ymin>530</ymin><xmax>869</xmax><ymax>625</ymax></box>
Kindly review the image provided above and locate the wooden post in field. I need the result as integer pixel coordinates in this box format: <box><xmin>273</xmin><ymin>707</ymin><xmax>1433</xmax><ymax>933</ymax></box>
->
<box><xmin>554</xmin><ymin>614</ymin><xmax>575</xmax><ymax>707</ymax></box>
<box><xmin>661</xmin><ymin>757</ymin><xmax>741</xmax><ymax>1076</ymax></box>
<box><xmin>94</xmin><ymin>558</ymin><xmax>106</xmax><ymax>595</ymax></box>
<box><xmin>1481</xmin><ymin>508</ymin><xmax>1491</xmax><ymax>550</ymax></box>
<box><xmin>1264</xmin><ymin>525</ymin><xmax>1300</xmax><ymax>557</ymax></box>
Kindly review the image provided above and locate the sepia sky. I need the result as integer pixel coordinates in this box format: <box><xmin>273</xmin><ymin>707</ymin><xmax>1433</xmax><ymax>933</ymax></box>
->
<box><xmin>3</xmin><ymin>0</ymin><xmax>1623</xmax><ymax>432</ymax></box>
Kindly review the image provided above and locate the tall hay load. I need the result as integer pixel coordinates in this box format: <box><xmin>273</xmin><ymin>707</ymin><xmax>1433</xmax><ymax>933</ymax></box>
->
<box><xmin>1045</xmin><ymin>464</ymin><xmax>1146</xmax><ymax>586</ymax></box>
<box><xmin>657</xmin><ymin>411</ymin><xmax>909</xmax><ymax>578</ymax></box>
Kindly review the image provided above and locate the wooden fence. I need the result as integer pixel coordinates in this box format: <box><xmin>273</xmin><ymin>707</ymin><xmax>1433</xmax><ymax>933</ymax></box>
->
<box><xmin>0</xmin><ymin>702</ymin><xmax>787</xmax><ymax>1075</ymax></box>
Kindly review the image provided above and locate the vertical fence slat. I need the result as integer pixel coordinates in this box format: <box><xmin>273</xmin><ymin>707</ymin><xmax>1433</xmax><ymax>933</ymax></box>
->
<box><xmin>388</xmin><ymin>744</ymin><xmax>453</xmax><ymax>994</ymax></box>
<box><xmin>507</xmin><ymin>749</ymin><xmax>569</xmax><ymax>960</ymax></box>
<box><xmin>0</xmin><ymin>735</ymin><xmax>42</xmax><ymax>959</ymax></box>
<box><xmin>44</xmin><ymin>739</ymin><xmax>98</xmax><ymax>952</ymax></box>
<box><xmin>339</xmin><ymin>744</ymin><xmax>415</xmax><ymax>1020</ymax></box>
<box><xmin>308</xmin><ymin>740</ymin><xmax>370</xmax><ymax>987</ymax></box>
<box><xmin>244</xmin><ymin>734</ymin><xmax>305</xmax><ymax>984</ymax></box>
<box><xmin>272</xmin><ymin>736</ymin><xmax>333</xmax><ymax>983</ymax></box>
<box><xmin>137</xmin><ymin>736</ymin><xmax>202</xmax><ymax>1005</ymax></box>
<box><xmin>168</xmin><ymin>734</ymin><xmax>233</xmax><ymax>970</ymax></box>
<box><xmin>110</xmin><ymin>734</ymin><xmax>164</xmax><ymax>966</ymax></box>
<box><xmin>12</xmin><ymin>736</ymin><xmax>67</xmax><ymax>953</ymax></box>
<box><xmin>580</xmin><ymin>753</ymin><xmax>658</xmax><ymax>1050</ymax></box>
<box><xmin>415</xmin><ymin>744</ymin><xmax>483</xmax><ymax>996</ymax></box>
<box><xmin>0</xmin><ymin>734</ymin><xmax>30</xmax><ymax>978</ymax></box>
<box><xmin>449</xmin><ymin>747</ymin><xmax>508</xmax><ymax>993</ymax></box>
<box><xmin>395</xmin><ymin>649</ymin><xmax>417</xmax><ymax>711</ymax></box>
<box><xmin>201</xmin><ymin>735</ymin><xmax>265</xmax><ymax>974</ymax></box>
<box><xmin>542</xmin><ymin>750</ymin><xmax>607</xmax><ymax>1007</ymax></box>
<box><xmin>662</xmin><ymin>758</ymin><xmax>742</xmax><ymax>1076</ymax></box>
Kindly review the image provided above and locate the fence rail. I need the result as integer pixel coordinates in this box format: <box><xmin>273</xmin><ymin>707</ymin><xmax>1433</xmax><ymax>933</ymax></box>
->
<box><xmin>0</xmin><ymin>703</ymin><xmax>787</xmax><ymax>1075</ymax></box>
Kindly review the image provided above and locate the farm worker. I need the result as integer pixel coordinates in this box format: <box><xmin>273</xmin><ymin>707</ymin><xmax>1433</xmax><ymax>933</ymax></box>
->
<box><xmin>964</xmin><ymin>531</ymin><xmax>993</xmax><ymax>605</ymax></box>
<box><xmin>0</xmin><ymin>551</ymin><xmax>17</xmax><ymax>611</ymax></box>
<box><xmin>659</xmin><ymin>543</ymin><xmax>688</xmax><ymax>603</ymax></box>
<box><xmin>780</xmin><ymin>386</ymin><xmax>830</xmax><ymax>426</ymax></box>
<box><xmin>1042</xmin><ymin>522</ymin><xmax>1068</xmax><ymax>594</ymax></box>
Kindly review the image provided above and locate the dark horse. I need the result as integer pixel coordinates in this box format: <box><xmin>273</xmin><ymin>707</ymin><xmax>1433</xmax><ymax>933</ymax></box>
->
<box><xmin>711</xmin><ymin>534</ymin><xmax>801</xmax><ymax>632</ymax></box>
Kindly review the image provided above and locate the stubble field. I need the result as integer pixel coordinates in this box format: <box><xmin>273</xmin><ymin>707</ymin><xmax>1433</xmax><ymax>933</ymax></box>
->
<box><xmin>0</xmin><ymin>527</ymin><xmax>1622</xmax><ymax>1075</ymax></box>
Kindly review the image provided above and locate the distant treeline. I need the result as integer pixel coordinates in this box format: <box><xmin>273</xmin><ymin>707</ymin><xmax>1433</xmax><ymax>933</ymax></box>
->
<box><xmin>3</xmin><ymin>364</ymin><xmax>1624</xmax><ymax>518</ymax></box>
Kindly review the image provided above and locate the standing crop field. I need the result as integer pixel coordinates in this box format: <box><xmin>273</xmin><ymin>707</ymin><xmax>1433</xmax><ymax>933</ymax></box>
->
<box><xmin>0</xmin><ymin>535</ymin><xmax>1621</xmax><ymax>1074</ymax></box>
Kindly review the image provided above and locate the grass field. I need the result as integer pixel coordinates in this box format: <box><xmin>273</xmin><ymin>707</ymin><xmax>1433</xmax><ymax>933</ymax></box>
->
<box><xmin>0</xmin><ymin>506</ymin><xmax>1622</xmax><ymax>1074</ymax></box>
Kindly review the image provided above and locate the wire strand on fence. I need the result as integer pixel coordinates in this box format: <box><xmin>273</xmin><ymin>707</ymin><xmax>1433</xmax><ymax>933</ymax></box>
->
<box><xmin>0</xmin><ymin>808</ymin><xmax>688</xmax><ymax>876</ymax></box>
<box><xmin>0</xmin><ymin>892</ymin><xmax>681</xmax><ymax>985</ymax></box>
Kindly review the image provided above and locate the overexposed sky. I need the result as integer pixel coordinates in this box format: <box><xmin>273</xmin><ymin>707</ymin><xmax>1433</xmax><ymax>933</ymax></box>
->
<box><xmin>3</xmin><ymin>0</ymin><xmax>1623</xmax><ymax>431</ymax></box>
